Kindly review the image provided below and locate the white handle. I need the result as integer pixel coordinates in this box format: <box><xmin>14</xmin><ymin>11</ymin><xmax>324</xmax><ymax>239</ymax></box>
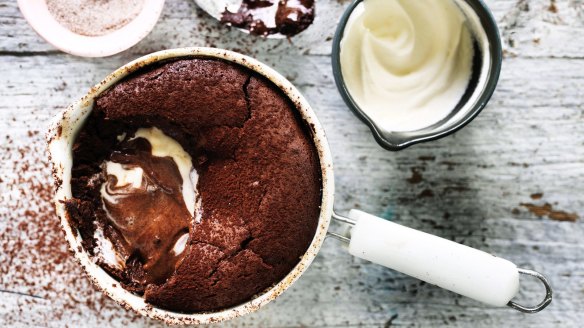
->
<box><xmin>347</xmin><ymin>210</ymin><xmax>519</xmax><ymax>307</ymax></box>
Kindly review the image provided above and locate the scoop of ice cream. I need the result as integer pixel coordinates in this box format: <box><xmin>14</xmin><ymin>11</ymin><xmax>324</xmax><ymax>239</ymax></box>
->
<box><xmin>99</xmin><ymin>127</ymin><xmax>198</xmax><ymax>285</ymax></box>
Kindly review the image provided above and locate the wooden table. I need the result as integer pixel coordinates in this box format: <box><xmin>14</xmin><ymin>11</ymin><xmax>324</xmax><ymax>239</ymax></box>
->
<box><xmin>1</xmin><ymin>0</ymin><xmax>582</xmax><ymax>326</ymax></box>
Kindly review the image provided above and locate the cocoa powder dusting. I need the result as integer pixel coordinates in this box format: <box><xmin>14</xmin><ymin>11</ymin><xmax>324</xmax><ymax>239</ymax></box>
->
<box><xmin>0</xmin><ymin>131</ymin><xmax>146</xmax><ymax>326</ymax></box>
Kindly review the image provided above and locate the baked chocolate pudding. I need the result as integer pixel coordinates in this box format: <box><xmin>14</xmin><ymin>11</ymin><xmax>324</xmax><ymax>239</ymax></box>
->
<box><xmin>64</xmin><ymin>58</ymin><xmax>322</xmax><ymax>312</ymax></box>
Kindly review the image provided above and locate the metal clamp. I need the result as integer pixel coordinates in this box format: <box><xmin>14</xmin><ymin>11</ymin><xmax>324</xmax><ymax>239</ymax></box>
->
<box><xmin>326</xmin><ymin>212</ymin><xmax>355</xmax><ymax>244</ymax></box>
<box><xmin>507</xmin><ymin>268</ymin><xmax>553</xmax><ymax>313</ymax></box>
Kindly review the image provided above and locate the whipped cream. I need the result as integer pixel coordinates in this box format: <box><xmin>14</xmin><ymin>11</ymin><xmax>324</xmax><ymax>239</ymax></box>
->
<box><xmin>100</xmin><ymin>162</ymin><xmax>143</xmax><ymax>205</ymax></box>
<box><xmin>94</xmin><ymin>127</ymin><xmax>199</xmax><ymax>273</ymax></box>
<box><xmin>99</xmin><ymin>127</ymin><xmax>200</xmax><ymax>222</ymax></box>
<box><xmin>172</xmin><ymin>233</ymin><xmax>190</xmax><ymax>255</ymax></box>
<box><xmin>340</xmin><ymin>0</ymin><xmax>474</xmax><ymax>132</ymax></box>
<box><xmin>93</xmin><ymin>225</ymin><xmax>125</xmax><ymax>269</ymax></box>
<box><xmin>132</xmin><ymin>127</ymin><xmax>199</xmax><ymax>217</ymax></box>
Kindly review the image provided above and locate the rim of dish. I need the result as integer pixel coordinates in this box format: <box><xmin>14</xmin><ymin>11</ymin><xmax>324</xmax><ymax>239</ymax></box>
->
<box><xmin>46</xmin><ymin>47</ymin><xmax>335</xmax><ymax>324</ymax></box>
<box><xmin>331</xmin><ymin>0</ymin><xmax>503</xmax><ymax>151</ymax></box>
<box><xmin>17</xmin><ymin>0</ymin><xmax>165</xmax><ymax>57</ymax></box>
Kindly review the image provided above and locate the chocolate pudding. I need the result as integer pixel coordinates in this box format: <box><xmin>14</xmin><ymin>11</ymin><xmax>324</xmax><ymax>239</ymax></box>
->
<box><xmin>64</xmin><ymin>58</ymin><xmax>322</xmax><ymax>312</ymax></box>
<box><xmin>220</xmin><ymin>0</ymin><xmax>315</xmax><ymax>37</ymax></box>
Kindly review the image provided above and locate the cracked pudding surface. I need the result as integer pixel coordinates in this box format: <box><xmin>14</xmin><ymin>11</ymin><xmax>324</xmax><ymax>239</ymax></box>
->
<box><xmin>64</xmin><ymin>58</ymin><xmax>322</xmax><ymax>312</ymax></box>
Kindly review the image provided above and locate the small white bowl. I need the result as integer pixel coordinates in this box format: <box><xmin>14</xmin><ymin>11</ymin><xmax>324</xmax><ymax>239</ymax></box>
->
<box><xmin>18</xmin><ymin>0</ymin><xmax>165</xmax><ymax>57</ymax></box>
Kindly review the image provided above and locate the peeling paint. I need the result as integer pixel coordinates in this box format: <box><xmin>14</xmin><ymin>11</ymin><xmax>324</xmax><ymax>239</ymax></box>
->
<box><xmin>419</xmin><ymin>189</ymin><xmax>434</xmax><ymax>198</ymax></box>
<box><xmin>549</xmin><ymin>0</ymin><xmax>558</xmax><ymax>14</ymax></box>
<box><xmin>530</xmin><ymin>193</ymin><xmax>544</xmax><ymax>200</ymax></box>
<box><xmin>407</xmin><ymin>168</ymin><xmax>423</xmax><ymax>184</ymax></box>
<box><xmin>521</xmin><ymin>203</ymin><xmax>579</xmax><ymax>222</ymax></box>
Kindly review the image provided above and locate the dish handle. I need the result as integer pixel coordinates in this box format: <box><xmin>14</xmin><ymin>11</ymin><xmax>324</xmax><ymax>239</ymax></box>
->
<box><xmin>329</xmin><ymin>210</ymin><xmax>552</xmax><ymax>313</ymax></box>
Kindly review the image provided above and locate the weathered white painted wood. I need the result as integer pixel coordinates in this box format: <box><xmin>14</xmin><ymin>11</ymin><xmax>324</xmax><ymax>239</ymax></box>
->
<box><xmin>1</xmin><ymin>0</ymin><xmax>583</xmax><ymax>327</ymax></box>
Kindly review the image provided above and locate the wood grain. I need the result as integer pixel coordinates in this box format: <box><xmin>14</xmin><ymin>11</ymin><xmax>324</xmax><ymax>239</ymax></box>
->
<box><xmin>1</xmin><ymin>0</ymin><xmax>583</xmax><ymax>327</ymax></box>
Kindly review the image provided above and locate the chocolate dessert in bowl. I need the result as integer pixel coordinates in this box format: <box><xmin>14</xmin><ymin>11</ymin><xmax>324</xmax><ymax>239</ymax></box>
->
<box><xmin>48</xmin><ymin>48</ymin><xmax>331</xmax><ymax>323</ymax></box>
<box><xmin>48</xmin><ymin>48</ymin><xmax>551</xmax><ymax>324</ymax></box>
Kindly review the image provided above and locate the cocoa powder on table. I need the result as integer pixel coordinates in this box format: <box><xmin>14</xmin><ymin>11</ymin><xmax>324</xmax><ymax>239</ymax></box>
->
<box><xmin>0</xmin><ymin>131</ymin><xmax>144</xmax><ymax>325</ymax></box>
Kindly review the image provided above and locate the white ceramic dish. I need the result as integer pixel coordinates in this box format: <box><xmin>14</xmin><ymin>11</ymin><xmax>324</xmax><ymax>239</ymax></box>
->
<box><xmin>18</xmin><ymin>0</ymin><xmax>165</xmax><ymax>57</ymax></box>
<box><xmin>47</xmin><ymin>48</ymin><xmax>551</xmax><ymax>325</ymax></box>
<box><xmin>332</xmin><ymin>0</ymin><xmax>502</xmax><ymax>151</ymax></box>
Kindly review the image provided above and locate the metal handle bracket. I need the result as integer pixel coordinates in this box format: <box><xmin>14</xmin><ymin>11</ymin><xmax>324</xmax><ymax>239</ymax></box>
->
<box><xmin>507</xmin><ymin>268</ymin><xmax>553</xmax><ymax>313</ymax></box>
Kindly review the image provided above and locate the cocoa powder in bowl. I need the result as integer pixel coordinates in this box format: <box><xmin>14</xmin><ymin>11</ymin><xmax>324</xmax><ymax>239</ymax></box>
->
<box><xmin>46</xmin><ymin>0</ymin><xmax>146</xmax><ymax>36</ymax></box>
